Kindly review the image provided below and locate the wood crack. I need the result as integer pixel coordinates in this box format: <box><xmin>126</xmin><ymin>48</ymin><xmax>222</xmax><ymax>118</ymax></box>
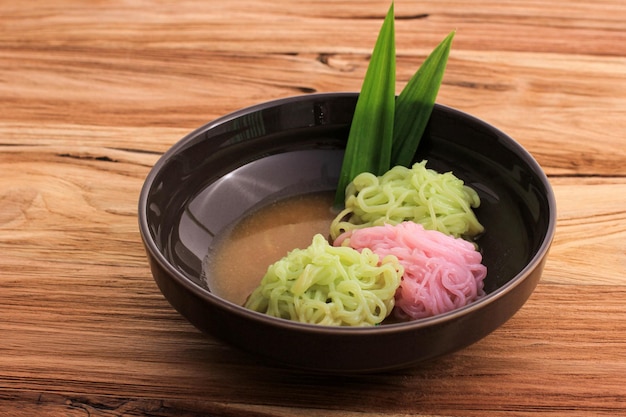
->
<box><xmin>57</xmin><ymin>153</ymin><xmax>119</xmax><ymax>163</ymax></box>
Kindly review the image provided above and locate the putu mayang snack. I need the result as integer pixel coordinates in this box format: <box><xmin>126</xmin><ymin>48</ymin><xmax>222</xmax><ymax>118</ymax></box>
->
<box><xmin>330</xmin><ymin>161</ymin><xmax>484</xmax><ymax>241</ymax></box>
<box><xmin>245</xmin><ymin>234</ymin><xmax>401</xmax><ymax>326</ymax></box>
<box><xmin>245</xmin><ymin>161</ymin><xmax>488</xmax><ymax>326</ymax></box>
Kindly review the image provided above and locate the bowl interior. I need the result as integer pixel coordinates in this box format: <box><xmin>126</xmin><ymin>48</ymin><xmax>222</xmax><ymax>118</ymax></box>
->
<box><xmin>143</xmin><ymin>93</ymin><xmax>553</xmax><ymax>308</ymax></box>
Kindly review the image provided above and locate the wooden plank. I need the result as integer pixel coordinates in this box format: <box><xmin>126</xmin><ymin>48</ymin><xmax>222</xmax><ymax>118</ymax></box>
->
<box><xmin>1</xmin><ymin>0</ymin><xmax>625</xmax><ymax>415</ymax></box>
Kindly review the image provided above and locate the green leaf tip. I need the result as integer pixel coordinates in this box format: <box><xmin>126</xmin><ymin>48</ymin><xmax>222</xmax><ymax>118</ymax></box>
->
<box><xmin>334</xmin><ymin>2</ymin><xmax>396</xmax><ymax>208</ymax></box>
<box><xmin>391</xmin><ymin>30</ymin><xmax>454</xmax><ymax>167</ymax></box>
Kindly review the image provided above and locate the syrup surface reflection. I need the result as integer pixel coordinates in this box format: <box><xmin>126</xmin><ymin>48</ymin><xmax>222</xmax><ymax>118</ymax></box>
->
<box><xmin>172</xmin><ymin>149</ymin><xmax>341</xmax><ymax>292</ymax></box>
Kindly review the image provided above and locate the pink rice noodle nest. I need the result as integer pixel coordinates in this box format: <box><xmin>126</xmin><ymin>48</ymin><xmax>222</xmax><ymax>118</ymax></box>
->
<box><xmin>334</xmin><ymin>222</ymin><xmax>487</xmax><ymax>320</ymax></box>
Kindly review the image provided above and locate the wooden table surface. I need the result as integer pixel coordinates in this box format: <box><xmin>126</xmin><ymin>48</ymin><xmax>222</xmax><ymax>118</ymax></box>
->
<box><xmin>1</xmin><ymin>1</ymin><xmax>625</xmax><ymax>415</ymax></box>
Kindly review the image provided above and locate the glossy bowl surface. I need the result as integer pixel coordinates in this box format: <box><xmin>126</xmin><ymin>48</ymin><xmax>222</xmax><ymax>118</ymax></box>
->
<box><xmin>139</xmin><ymin>92</ymin><xmax>556</xmax><ymax>373</ymax></box>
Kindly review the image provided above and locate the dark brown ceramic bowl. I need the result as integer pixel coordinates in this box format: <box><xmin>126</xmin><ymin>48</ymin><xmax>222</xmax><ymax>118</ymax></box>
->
<box><xmin>138</xmin><ymin>92</ymin><xmax>556</xmax><ymax>373</ymax></box>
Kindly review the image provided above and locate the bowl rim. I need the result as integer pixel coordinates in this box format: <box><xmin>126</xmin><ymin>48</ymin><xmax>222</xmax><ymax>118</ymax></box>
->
<box><xmin>138</xmin><ymin>91</ymin><xmax>557</xmax><ymax>335</ymax></box>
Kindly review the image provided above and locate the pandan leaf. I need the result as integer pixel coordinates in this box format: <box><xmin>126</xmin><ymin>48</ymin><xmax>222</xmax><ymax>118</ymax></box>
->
<box><xmin>334</xmin><ymin>3</ymin><xmax>396</xmax><ymax>208</ymax></box>
<box><xmin>391</xmin><ymin>31</ymin><xmax>454</xmax><ymax>167</ymax></box>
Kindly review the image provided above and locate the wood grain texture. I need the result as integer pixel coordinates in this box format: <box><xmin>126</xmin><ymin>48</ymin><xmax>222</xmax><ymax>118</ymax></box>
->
<box><xmin>1</xmin><ymin>0</ymin><xmax>625</xmax><ymax>416</ymax></box>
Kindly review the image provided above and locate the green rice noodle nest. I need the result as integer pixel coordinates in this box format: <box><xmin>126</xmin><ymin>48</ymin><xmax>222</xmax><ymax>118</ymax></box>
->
<box><xmin>330</xmin><ymin>160</ymin><xmax>484</xmax><ymax>241</ymax></box>
<box><xmin>245</xmin><ymin>234</ymin><xmax>403</xmax><ymax>326</ymax></box>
